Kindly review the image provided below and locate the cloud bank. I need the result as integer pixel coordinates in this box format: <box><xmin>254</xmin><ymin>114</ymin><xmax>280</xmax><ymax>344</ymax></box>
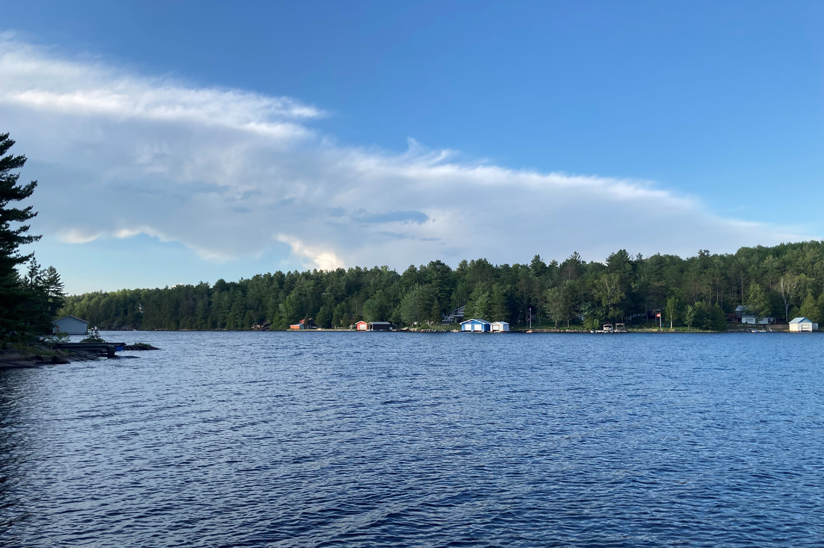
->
<box><xmin>0</xmin><ymin>34</ymin><xmax>813</xmax><ymax>275</ymax></box>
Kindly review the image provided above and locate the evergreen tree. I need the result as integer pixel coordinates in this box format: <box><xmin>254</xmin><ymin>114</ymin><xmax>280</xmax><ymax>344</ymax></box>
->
<box><xmin>798</xmin><ymin>292</ymin><xmax>821</xmax><ymax>323</ymax></box>
<box><xmin>489</xmin><ymin>284</ymin><xmax>508</xmax><ymax>322</ymax></box>
<box><xmin>0</xmin><ymin>134</ymin><xmax>54</xmax><ymax>341</ymax></box>
<box><xmin>708</xmin><ymin>304</ymin><xmax>728</xmax><ymax>331</ymax></box>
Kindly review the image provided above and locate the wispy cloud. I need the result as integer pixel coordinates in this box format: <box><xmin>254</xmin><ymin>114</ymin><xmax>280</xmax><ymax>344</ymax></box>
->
<box><xmin>0</xmin><ymin>34</ymin><xmax>815</xmax><ymax>282</ymax></box>
<box><xmin>0</xmin><ymin>34</ymin><xmax>323</xmax><ymax>139</ymax></box>
<box><xmin>57</xmin><ymin>227</ymin><xmax>103</xmax><ymax>244</ymax></box>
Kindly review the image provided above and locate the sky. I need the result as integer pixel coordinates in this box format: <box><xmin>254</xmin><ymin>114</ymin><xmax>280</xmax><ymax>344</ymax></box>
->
<box><xmin>1</xmin><ymin>1</ymin><xmax>822</xmax><ymax>294</ymax></box>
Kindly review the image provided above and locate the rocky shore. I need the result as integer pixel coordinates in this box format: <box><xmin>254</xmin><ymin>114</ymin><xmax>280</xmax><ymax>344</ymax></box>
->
<box><xmin>1</xmin><ymin>347</ymin><xmax>92</xmax><ymax>368</ymax></box>
<box><xmin>0</xmin><ymin>342</ymin><xmax>160</xmax><ymax>369</ymax></box>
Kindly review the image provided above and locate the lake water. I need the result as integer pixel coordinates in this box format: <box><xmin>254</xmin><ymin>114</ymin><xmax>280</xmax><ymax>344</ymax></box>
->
<box><xmin>1</xmin><ymin>332</ymin><xmax>823</xmax><ymax>547</ymax></box>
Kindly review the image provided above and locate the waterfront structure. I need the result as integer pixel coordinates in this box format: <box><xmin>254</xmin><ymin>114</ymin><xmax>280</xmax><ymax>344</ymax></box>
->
<box><xmin>461</xmin><ymin>318</ymin><xmax>491</xmax><ymax>332</ymax></box>
<box><xmin>789</xmin><ymin>317</ymin><xmax>818</xmax><ymax>332</ymax></box>
<box><xmin>491</xmin><ymin>321</ymin><xmax>510</xmax><ymax>332</ymax></box>
<box><xmin>289</xmin><ymin>318</ymin><xmax>316</xmax><ymax>330</ymax></box>
<box><xmin>741</xmin><ymin>314</ymin><xmax>775</xmax><ymax>325</ymax></box>
<box><xmin>356</xmin><ymin>321</ymin><xmax>368</xmax><ymax>331</ymax></box>
<box><xmin>368</xmin><ymin>322</ymin><xmax>392</xmax><ymax>331</ymax></box>
<box><xmin>735</xmin><ymin>305</ymin><xmax>775</xmax><ymax>325</ymax></box>
<box><xmin>52</xmin><ymin>315</ymin><xmax>89</xmax><ymax>335</ymax></box>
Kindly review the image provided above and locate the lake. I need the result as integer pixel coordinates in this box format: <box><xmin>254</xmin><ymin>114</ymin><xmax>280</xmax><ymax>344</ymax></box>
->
<box><xmin>1</xmin><ymin>332</ymin><xmax>823</xmax><ymax>547</ymax></box>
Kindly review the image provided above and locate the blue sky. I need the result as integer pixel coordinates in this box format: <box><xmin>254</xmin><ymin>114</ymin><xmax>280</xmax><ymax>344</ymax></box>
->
<box><xmin>1</xmin><ymin>1</ymin><xmax>822</xmax><ymax>293</ymax></box>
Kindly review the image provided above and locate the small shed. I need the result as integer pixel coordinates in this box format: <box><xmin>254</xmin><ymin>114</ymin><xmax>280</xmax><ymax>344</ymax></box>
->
<box><xmin>461</xmin><ymin>318</ymin><xmax>491</xmax><ymax>332</ymax></box>
<box><xmin>789</xmin><ymin>317</ymin><xmax>818</xmax><ymax>332</ymax></box>
<box><xmin>368</xmin><ymin>322</ymin><xmax>392</xmax><ymax>331</ymax></box>
<box><xmin>355</xmin><ymin>321</ymin><xmax>368</xmax><ymax>331</ymax></box>
<box><xmin>52</xmin><ymin>315</ymin><xmax>89</xmax><ymax>335</ymax></box>
<box><xmin>491</xmin><ymin>321</ymin><xmax>510</xmax><ymax>332</ymax></box>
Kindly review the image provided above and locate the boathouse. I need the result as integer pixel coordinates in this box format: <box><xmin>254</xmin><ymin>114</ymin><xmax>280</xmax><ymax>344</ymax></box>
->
<box><xmin>368</xmin><ymin>322</ymin><xmax>392</xmax><ymax>331</ymax></box>
<box><xmin>356</xmin><ymin>321</ymin><xmax>368</xmax><ymax>331</ymax></box>
<box><xmin>789</xmin><ymin>317</ymin><xmax>818</xmax><ymax>332</ymax></box>
<box><xmin>52</xmin><ymin>315</ymin><xmax>89</xmax><ymax>335</ymax></box>
<box><xmin>491</xmin><ymin>321</ymin><xmax>510</xmax><ymax>332</ymax></box>
<box><xmin>461</xmin><ymin>318</ymin><xmax>491</xmax><ymax>332</ymax></box>
<box><xmin>289</xmin><ymin>318</ymin><xmax>316</xmax><ymax>330</ymax></box>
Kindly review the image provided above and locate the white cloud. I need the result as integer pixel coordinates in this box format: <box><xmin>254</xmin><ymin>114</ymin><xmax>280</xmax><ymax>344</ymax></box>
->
<box><xmin>0</xmin><ymin>34</ymin><xmax>816</xmax><ymax>284</ymax></box>
<box><xmin>276</xmin><ymin>234</ymin><xmax>346</xmax><ymax>271</ymax></box>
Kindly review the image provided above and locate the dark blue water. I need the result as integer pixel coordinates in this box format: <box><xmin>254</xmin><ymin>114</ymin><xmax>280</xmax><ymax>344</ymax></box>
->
<box><xmin>1</xmin><ymin>332</ymin><xmax>823</xmax><ymax>547</ymax></box>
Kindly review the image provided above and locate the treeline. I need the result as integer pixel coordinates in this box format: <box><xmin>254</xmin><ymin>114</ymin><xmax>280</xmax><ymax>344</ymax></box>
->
<box><xmin>61</xmin><ymin>241</ymin><xmax>824</xmax><ymax>331</ymax></box>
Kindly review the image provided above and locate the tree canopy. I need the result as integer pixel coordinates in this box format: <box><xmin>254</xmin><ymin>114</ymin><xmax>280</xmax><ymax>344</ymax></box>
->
<box><xmin>60</xmin><ymin>241</ymin><xmax>824</xmax><ymax>331</ymax></box>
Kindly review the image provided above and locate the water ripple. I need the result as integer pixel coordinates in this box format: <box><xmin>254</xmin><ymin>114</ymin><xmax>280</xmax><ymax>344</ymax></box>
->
<box><xmin>1</xmin><ymin>332</ymin><xmax>823</xmax><ymax>546</ymax></box>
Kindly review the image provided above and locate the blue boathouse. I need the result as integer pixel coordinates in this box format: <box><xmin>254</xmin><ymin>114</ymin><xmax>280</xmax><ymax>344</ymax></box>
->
<box><xmin>461</xmin><ymin>318</ymin><xmax>491</xmax><ymax>332</ymax></box>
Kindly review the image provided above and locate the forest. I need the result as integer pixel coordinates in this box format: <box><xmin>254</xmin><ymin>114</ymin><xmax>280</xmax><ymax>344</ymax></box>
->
<box><xmin>59</xmin><ymin>241</ymin><xmax>824</xmax><ymax>331</ymax></box>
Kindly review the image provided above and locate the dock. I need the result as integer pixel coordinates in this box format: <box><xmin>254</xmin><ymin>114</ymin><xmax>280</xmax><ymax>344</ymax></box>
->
<box><xmin>55</xmin><ymin>342</ymin><xmax>125</xmax><ymax>358</ymax></box>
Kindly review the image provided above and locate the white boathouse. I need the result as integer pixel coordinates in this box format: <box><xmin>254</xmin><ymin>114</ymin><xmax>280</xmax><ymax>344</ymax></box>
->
<box><xmin>789</xmin><ymin>317</ymin><xmax>818</xmax><ymax>332</ymax></box>
<box><xmin>491</xmin><ymin>321</ymin><xmax>510</xmax><ymax>332</ymax></box>
<box><xmin>52</xmin><ymin>315</ymin><xmax>89</xmax><ymax>335</ymax></box>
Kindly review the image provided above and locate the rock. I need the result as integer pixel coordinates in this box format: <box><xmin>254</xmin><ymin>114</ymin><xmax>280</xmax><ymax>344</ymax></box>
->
<box><xmin>123</xmin><ymin>343</ymin><xmax>160</xmax><ymax>350</ymax></box>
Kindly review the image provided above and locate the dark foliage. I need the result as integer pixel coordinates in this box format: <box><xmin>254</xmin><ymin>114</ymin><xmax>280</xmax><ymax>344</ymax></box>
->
<box><xmin>0</xmin><ymin>134</ymin><xmax>64</xmax><ymax>341</ymax></box>
<box><xmin>61</xmin><ymin>243</ymin><xmax>824</xmax><ymax>331</ymax></box>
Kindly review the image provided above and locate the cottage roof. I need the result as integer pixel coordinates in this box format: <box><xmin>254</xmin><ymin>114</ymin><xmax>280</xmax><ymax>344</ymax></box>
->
<box><xmin>369</xmin><ymin>321</ymin><xmax>391</xmax><ymax>325</ymax></box>
<box><xmin>790</xmin><ymin>317</ymin><xmax>813</xmax><ymax>324</ymax></box>
<box><xmin>491</xmin><ymin>321</ymin><xmax>509</xmax><ymax>325</ymax></box>
<box><xmin>461</xmin><ymin>318</ymin><xmax>490</xmax><ymax>325</ymax></box>
<box><xmin>52</xmin><ymin>315</ymin><xmax>89</xmax><ymax>325</ymax></box>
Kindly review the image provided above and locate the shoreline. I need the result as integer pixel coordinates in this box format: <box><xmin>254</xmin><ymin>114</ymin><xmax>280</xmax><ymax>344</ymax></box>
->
<box><xmin>76</xmin><ymin>327</ymin><xmax>816</xmax><ymax>334</ymax></box>
<box><xmin>0</xmin><ymin>343</ymin><xmax>158</xmax><ymax>369</ymax></box>
<box><xmin>0</xmin><ymin>348</ymin><xmax>98</xmax><ymax>369</ymax></box>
